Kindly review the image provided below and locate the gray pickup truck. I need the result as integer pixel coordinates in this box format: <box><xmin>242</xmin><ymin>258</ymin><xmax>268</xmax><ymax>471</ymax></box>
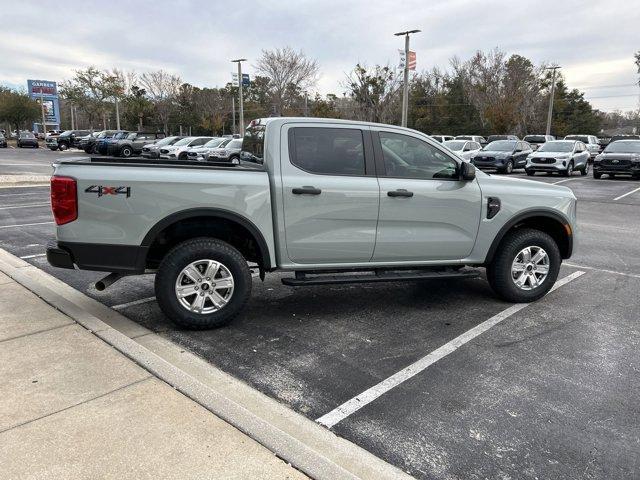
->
<box><xmin>47</xmin><ymin>118</ymin><xmax>577</xmax><ymax>328</ymax></box>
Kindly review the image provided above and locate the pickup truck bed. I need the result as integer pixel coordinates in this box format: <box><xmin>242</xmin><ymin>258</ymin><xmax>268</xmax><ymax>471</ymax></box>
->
<box><xmin>51</xmin><ymin>157</ymin><xmax>275</xmax><ymax>273</ymax></box>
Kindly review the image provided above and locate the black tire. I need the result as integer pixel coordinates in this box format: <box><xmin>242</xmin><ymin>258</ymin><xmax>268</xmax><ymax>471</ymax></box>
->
<box><xmin>609</xmin><ymin>174</ymin><xmax>615</xmax><ymax>179</ymax></box>
<box><xmin>562</xmin><ymin>161</ymin><xmax>574</xmax><ymax>177</ymax></box>
<box><xmin>155</xmin><ymin>238</ymin><xmax>252</xmax><ymax>329</ymax></box>
<box><xmin>525</xmin><ymin>169</ymin><xmax>535</xmax><ymax>176</ymax></box>
<box><xmin>120</xmin><ymin>146</ymin><xmax>133</xmax><ymax>158</ymax></box>
<box><xmin>58</xmin><ymin>142</ymin><xmax>68</xmax><ymax>151</ymax></box>
<box><xmin>229</xmin><ymin>154</ymin><xmax>240</xmax><ymax>164</ymax></box>
<box><xmin>178</xmin><ymin>152</ymin><xmax>188</xmax><ymax>160</ymax></box>
<box><xmin>486</xmin><ymin>228</ymin><xmax>561</xmax><ymax>303</ymax></box>
<box><xmin>580</xmin><ymin>162</ymin><xmax>589</xmax><ymax>176</ymax></box>
<box><xmin>504</xmin><ymin>160</ymin><xmax>514</xmax><ymax>174</ymax></box>
<box><xmin>49</xmin><ymin>147</ymin><xmax>58</xmax><ymax>151</ymax></box>
<box><xmin>593</xmin><ymin>172</ymin><xmax>602</xmax><ymax>179</ymax></box>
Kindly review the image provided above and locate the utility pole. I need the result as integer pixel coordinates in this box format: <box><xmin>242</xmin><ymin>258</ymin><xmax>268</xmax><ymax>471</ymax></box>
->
<box><xmin>70</xmin><ymin>103</ymin><xmax>75</xmax><ymax>130</ymax></box>
<box><xmin>545</xmin><ymin>65</ymin><xmax>561</xmax><ymax>137</ymax></box>
<box><xmin>394</xmin><ymin>29</ymin><xmax>420</xmax><ymax>128</ymax></box>
<box><xmin>115</xmin><ymin>97</ymin><xmax>121</xmax><ymax>130</ymax></box>
<box><xmin>39</xmin><ymin>90</ymin><xmax>47</xmax><ymax>135</ymax></box>
<box><xmin>231</xmin><ymin>58</ymin><xmax>247</xmax><ymax>135</ymax></box>
<box><xmin>232</xmin><ymin>97</ymin><xmax>236</xmax><ymax>135</ymax></box>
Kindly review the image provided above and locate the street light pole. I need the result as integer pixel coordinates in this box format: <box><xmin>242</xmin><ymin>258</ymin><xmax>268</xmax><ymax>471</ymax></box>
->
<box><xmin>394</xmin><ymin>29</ymin><xmax>420</xmax><ymax>128</ymax></box>
<box><xmin>231</xmin><ymin>58</ymin><xmax>247</xmax><ymax>135</ymax></box>
<box><xmin>545</xmin><ymin>65</ymin><xmax>561</xmax><ymax>137</ymax></box>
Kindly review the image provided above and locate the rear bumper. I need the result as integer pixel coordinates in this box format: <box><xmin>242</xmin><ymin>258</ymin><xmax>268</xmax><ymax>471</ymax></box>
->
<box><xmin>47</xmin><ymin>241</ymin><xmax>147</xmax><ymax>273</ymax></box>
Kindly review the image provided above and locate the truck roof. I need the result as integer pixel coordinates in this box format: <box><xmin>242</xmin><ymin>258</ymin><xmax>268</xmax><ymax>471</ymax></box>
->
<box><xmin>250</xmin><ymin>117</ymin><xmax>421</xmax><ymax>132</ymax></box>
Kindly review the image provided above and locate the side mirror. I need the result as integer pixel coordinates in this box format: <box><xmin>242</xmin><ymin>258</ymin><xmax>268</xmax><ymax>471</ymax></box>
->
<box><xmin>460</xmin><ymin>162</ymin><xmax>476</xmax><ymax>181</ymax></box>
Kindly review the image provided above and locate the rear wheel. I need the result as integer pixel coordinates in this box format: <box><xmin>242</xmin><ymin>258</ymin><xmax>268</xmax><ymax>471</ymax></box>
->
<box><xmin>593</xmin><ymin>171</ymin><xmax>602</xmax><ymax>179</ymax></box>
<box><xmin>58</xmin><ymin>142</ymin><xmax>68</xmax><ymax>151</ymax></box>
<box><xmin>486</xmin><ymin>228</ymin><xmax>561</xmax><ymax>303</ymax></box>
<box><xmin>155</xmin><ymin>238</ymin><xmax>252</xmax><ymax>329</ymax></box>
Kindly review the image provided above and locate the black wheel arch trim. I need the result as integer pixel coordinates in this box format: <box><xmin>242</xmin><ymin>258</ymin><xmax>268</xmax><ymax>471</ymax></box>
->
<box><xmin>140</xmin><ymin>208</ymin><xmax>272</xmax><ymax>270</ymax></box>
<box><xmin>484</xmin><ymin>209</ymin><xmax>573</xmax><ymax>264</ymax></box>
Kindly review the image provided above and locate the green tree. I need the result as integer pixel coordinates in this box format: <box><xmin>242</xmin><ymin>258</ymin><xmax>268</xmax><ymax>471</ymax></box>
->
<box><xmin>0</xmin><ymin>89</ymin><xmax>41</xmax><ymax>135</ymax></box>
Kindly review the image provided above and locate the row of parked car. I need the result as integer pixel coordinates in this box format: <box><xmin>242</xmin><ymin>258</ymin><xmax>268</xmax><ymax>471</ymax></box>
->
<box><xmin>44</xmin><ymin>129</ymin><xmax>244</xmax><ymax>163</ymax></box>
<box><xmin>433</xmin><ymin>133</ymin><xmax>640</xmax><ymax>178</ymax></box>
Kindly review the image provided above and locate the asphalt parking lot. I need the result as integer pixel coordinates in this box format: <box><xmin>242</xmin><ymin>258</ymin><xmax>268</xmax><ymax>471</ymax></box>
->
<box><xmin>1</xmin><ymin>147</ymin><xmax>639</xmax><ymax>479</ymax></box>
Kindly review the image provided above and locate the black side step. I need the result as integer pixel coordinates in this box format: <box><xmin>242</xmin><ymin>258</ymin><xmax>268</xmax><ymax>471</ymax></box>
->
<box><xmin>281</xmin><ymin>268</ymin><xmax>480</xmax><ymax>286</ymax></box>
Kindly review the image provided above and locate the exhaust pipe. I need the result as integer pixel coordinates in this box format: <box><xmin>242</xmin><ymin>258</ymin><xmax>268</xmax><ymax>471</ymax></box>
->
<box><xmin>95</xmin><ymin>272</ymin><xmax>123</xmax><ymax>291</ymax></box>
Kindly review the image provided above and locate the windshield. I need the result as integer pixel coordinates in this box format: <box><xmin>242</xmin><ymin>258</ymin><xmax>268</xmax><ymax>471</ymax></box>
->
<box><xmin>443</xmin><ymin>140</ymin><xmax>466</xmax><ymax>151</ymax></box>
<box><xmin>484</xmin><ymin>140</ymin><xmax>516</xmax><ymax>152</ymax></box>
<box><xmin>538</xmin><ymin>141</ymin><xmax>574</xmax><ymax>153</ymax></box>
<box><xmin>487</xmin><ymin>135</ymin><xmax>509</xmax><ymax>142</ymax></box>
<box><xmin>241</xmin><ymin>124</ymin><xmax>265</xmax><ymax>163</ymax></box>
<box><xmin>126</xmin><ymin>133</ymin><xmax>137</xmax><ymax>140</ymax></box>
<box><xmin>565</xmin><ymin>135</ymin><xmax>589</xmax><ymax>143</ymax></box>
<box><xmin>523</xmin><ymin>135</ymin><xmax>546</xmax><ymax>143</ymax></box>
<box><xmin>155</xmin><ymin>136</ymin><xmax>179</xmax><ymax>147</ymax></box>
<box><xmin>203</xmin><ymin>138</ymin><xmax>225</xmax><ymax>148</ymax></box>
<box><xmin>456</xmin><ymin>136</ymin><xmax>472</xmax><ymax>141</ymax></box>
<box><xmin>604</xmin><ymin>141</ymin><xmax>640</xmax><ymax>153</ymax></box>
<box><xmin>20</xmin><ymin>133</ymin><xmax>35</xmax><ymax>139</ymax></box>
<box><xmin>173</xmin><ymin>137</ymin><xmax>196</xmax><ymax>146</ymax></box>
<box><xmin>113</xmin><ymin>132</ymin><xmax>128</xmax><ymax>139</ymax></box>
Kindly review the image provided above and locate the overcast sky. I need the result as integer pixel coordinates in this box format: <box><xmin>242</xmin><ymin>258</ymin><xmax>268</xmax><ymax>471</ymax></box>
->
<box><xmin>2</xmin><ymin>0</ymin><xmax>639</xmax><ymax>112</ymax></box>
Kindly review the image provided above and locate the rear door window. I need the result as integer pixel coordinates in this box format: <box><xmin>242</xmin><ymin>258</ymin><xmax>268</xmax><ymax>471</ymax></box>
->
<box><xmin>289</xmin><ymin>127</ymin><xmax>365</xmax><ymax>176</ymax></box>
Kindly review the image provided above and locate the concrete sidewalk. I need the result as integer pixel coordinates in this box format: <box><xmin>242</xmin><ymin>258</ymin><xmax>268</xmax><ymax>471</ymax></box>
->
<box><xmin>0</xmin><ymin>271</ymin><xmax>306</xmax><ymax>480</ymax></box>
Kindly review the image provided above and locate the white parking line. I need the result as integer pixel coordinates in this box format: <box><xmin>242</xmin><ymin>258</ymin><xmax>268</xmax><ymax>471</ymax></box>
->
<box><xmin>316</xmin><ymin>270</ymin><xmax>586</xmax><ymax>428</ymax></box>
<box><xmin>552</xmin><ymin>178</ymin><xmax>580</xmax><ymax>185</ymax></box>
<box><xmin>19</xmin><ymin>253</ymin><xmax>46</xmax><ymax>259</ymax></box>
<box><xmin>112</xmin><ymin>296</ymin><xmax>156</xmax><ymax>310</ymax></box>
<box><xmin>0</xmin><ymin>203</ymin><xmax>49</xmax><ymax>210</ymax></box>
<box><xmin>0</xmin><ymin>221</ymin><xmax>54</xmax><ymax>229</ymax></box>
<box><xmin>564</xmin><ymin>262</ymin><xmax>640</xmax><ymax>279</ymax></box>
<box><xmin>613</xmin><ymin>186</ymin><xmax>640</xmax><ymax>201</ymax></box>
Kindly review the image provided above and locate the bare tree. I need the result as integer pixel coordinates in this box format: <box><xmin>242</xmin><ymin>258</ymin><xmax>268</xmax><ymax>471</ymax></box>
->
<box><xmin>140</xmin><ymin>70</ymin><xmax>182</xmax><ymax>133</ymax></box>
<box><xmin>255</xmin><ymin>47</ymin><xmax>319</xmax><ymax>115</ymax></box>
<box><xmin>344</xmin><ymin>64</ymin><xmax>400</xmax><ymax>123</ymax></box>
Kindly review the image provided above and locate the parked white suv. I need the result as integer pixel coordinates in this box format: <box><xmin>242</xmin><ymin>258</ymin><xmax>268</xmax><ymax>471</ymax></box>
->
<box><xmin>564</xmin><ymin>135</ymin><xmax>600</xmax><ymax>161</ymax></box>
<box><xmin>443</xmin><ymin>140</ymin><xmax>482</xmax><ymax>161</ymax></box>
<box><xmin>159</xmin><ymin>136</ymin><xmax>214</xmax><ymax>160</ymax></box>
<box><xmin>455</xmin><ymin>135</ymin><xmax>487</xmax><ymax>147</ymax></box>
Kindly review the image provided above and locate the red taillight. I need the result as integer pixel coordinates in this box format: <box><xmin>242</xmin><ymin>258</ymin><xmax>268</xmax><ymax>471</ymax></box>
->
<box><xmin>51</xmin><ymin>176</ymin><xmax>77</xmax><ymax>225</ymax></box>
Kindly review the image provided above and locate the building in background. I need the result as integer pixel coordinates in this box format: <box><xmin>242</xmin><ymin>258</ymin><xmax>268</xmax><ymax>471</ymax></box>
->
<box><xmin>27</xmin><ymin>79</ymin><xmax>60</xmax><ymax>133</ymax></box>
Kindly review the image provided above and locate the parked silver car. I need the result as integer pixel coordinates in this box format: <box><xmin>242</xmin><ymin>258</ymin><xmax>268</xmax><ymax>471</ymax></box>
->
<box><xmin>141</xmin><ymin>136</ymin><xmax>185</xmax><ymax>159</ymax></box>
<box><xmin>564</xmin><ymin>134</ymin><xmax>600</xmax><ymax>161</ymax></box>
<box><xmin>525</xmin><ymin>140</ymin><xmax>590</xmax><ymax>176</ymax></box>
<box><xmin>442</xmin><ymin>140</ymin><xmax>482</xmax><ymax>161</ymax></box>
<box><xmin>523</xmin><ymin>134</ymin><xmax>555</xmax><ymax>151</ymax></box>
<box><xmin>159</xmin><ymin>136</ymin><xmax>214</xmax><ymax>160</ymax></box>
<box><xmin>206</xmin><ymin>138</ymin><xmax>243</xmax><ymax>163</ymax></box>
<box><xmin>186</xmin><ymin>138</ymin><xmax>230</xmax><ymax>161</ymax></box>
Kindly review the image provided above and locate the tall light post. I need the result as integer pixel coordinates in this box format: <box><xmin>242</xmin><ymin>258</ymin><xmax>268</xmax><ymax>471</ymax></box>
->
<box><xmin>545</xmin><ymin>65</ymin><xmax>561</xmax><ymax>137</ymax></box>
<box><xmin>231</xmin><ymin>58</ymin><xmax>247</xmax><ymax>135</ymax></box>
<box><xmin>394</xmin><ymin>29</ymin><xmax>420</xmax><ymax>128</ymax></box>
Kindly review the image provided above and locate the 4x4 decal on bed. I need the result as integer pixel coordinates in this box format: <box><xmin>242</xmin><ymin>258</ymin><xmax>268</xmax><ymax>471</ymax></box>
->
<box><xmin>85</xmin><ymin>185</ymin><xmax>131</xmax><ymax>198</ymax></box>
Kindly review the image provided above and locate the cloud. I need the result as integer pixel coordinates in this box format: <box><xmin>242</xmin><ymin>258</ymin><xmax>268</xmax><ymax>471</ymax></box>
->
<box><xmin>1</xmin><ymin>0</ymin><xmax>638</xmax><ymax>111</ymax></box>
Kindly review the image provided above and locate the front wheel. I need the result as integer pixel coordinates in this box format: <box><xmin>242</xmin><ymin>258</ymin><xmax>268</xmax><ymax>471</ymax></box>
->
<box><xmin>581</xmin><ymin>162</ymin><xmax>589</xmax><ymax>176</ymax></box>
<box><xmin>155</xmin><ymin>238</ymin><xmax>252</xmax><ymax>329</ymax></box>
<box><xmin>502</xmin><ymin>160</ymin><xmax>514</xmax><ymax>174</ymax></box>
<box><xmin>58</xmin><ymin>143</ymin><xmax>68</xmax><ymax>151</ymax></box>
<box><xmin>120</xmin><ymin>146</ymin><xmax>133</xmax><ymax>158</ymax></box>
<box><xmin>593</xmin><ymin>172</ymin><xmax>602</xmax><ymax>179</ymax></box>
<box><xmin>486</xmin><ymin>228</ymin><xmax>561</xmax><ymax>303</ymax></box>
<box><xmin>525</xmin><ymin>169</ymin><xmax>535</xmax><ymax>176</ymax></box>
<box><xmin>562</xmin><ymin>162</ymin><xmax>574</xmax><ymax>177</ymax></box>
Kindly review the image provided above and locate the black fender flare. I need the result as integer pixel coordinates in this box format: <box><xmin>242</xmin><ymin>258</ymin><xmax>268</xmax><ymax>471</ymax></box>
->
<box><xmin>484</xmin><ymin>209</ymin><xmax>573</xmax><ymax>264</ymax></box>
<box><xmin>141</xmin><ymin>208</ymin><xmax>272</xmax><ymax>269</ymax></box>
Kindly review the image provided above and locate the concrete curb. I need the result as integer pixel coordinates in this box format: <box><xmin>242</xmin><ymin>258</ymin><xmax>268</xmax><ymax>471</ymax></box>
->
<box><xmin>0</xmin><ymin>248</ymin><xmax>413</xmax><ymax>480</ymax></box>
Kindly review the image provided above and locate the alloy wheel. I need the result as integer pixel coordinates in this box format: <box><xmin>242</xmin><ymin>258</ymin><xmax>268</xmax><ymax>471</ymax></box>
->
<box><xmin>511</xmin><ymin>246</ymin><xmax>550</xmax><ymax>291</ymax></box>
<box><xmin>174</xmin><ymin>259</ymin><xmax>235</xmax><ymax>314</ymax></box>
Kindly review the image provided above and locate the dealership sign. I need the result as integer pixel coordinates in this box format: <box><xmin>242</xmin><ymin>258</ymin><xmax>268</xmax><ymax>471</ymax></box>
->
<box><xmin>27</xmin><ymin>79</ymin><xmax>60</xmax><ymax>128</ymax></box>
